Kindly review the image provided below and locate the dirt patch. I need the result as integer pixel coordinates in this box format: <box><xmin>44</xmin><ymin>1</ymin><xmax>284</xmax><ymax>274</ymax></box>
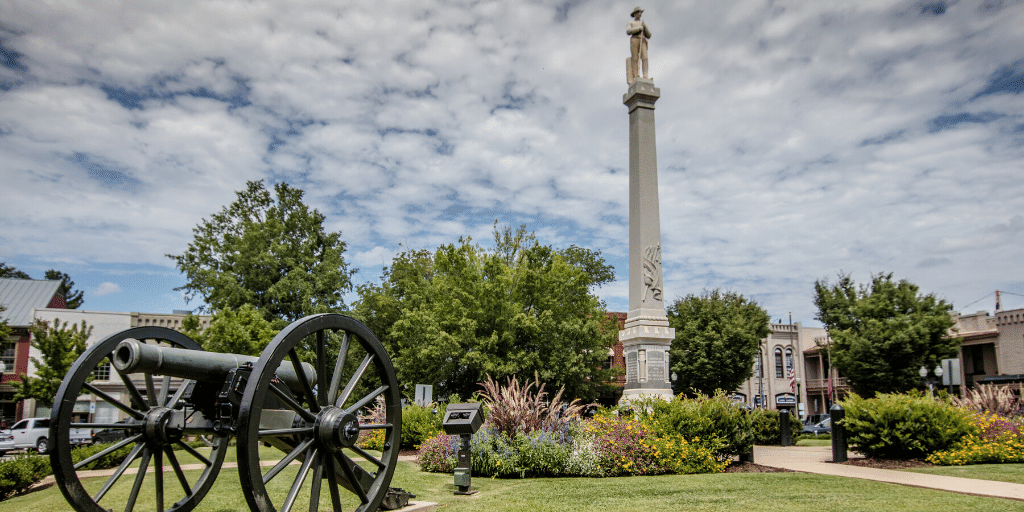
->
<box><xmin>725</xmin><ymin>461</ymin><xmax>793</xmax><ymax>473</ymax></box>
<box><xmin>840</xmin><ymin>457</ymin><xmax>935</xmax><ymax>469</ymax></box>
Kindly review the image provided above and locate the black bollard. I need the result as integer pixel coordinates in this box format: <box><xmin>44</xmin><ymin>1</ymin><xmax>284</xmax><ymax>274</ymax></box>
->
<box><xmin>830</xmin><ymin>403</ymin><xmax>847</xmax><ymax>463</ymax></box>
<box><xmin>779</xmin><ymin>409</ymin><xmax>792</xmax><ymax>447</ymax></box>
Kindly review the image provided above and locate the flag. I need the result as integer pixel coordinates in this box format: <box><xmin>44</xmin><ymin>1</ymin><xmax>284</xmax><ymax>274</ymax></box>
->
<box><xmin>788</xmin><ymin>367</ymin><xmax>796</xmax><ymax>393</ymax></box>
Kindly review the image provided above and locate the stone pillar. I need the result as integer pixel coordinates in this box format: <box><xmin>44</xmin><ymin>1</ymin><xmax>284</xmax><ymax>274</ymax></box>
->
<box><xmin>619</xmin><ymin>77</ymin><xmax>674</xmax><ymax>405</ymax></box>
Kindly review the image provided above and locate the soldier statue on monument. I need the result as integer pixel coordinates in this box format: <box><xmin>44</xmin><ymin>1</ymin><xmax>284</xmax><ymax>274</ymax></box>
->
<box><xmin>626</xmin><ymin>6</ymin><xmax>652</xmax><ymax>83</ymax></box>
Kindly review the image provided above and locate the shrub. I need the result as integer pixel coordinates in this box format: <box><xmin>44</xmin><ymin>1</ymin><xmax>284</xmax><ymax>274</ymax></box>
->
<box><xmin>747</xmin><ymin>408</ymin><xmax>802</xmax><ymax>445</ymax></box>
<box><xmin>68</xmin><ymin>442</ymin><xmax>136</xmax><ymax>471</ymax></box>
<box><xmin>416</xmin><ymin>433</ymin><xmax>457</xmax><ymax>473</ymax></box>
<box><xmin>0</xmin><ymin>453</ymin><xmax>51</xmax><ymax>501</ymax></box>
<box><xmin>580</xmin><ymin>415</ymin><xmax>661</xmax><ymax>476</ymax></box>
<box><xmin>358</xmin><ymin>428</ymin><xmax>385</xmax><ymax>451</ymax></box>
<box><xmin>478</xmin><ymin>373</ymin><xmax>584</xmax><ymax>438</ymax></box>
<box><xmin>634</xmin><ymin>391</ymin><xmax>752</xmax><ymax>457</ymax></box>
<box><xmin>927</xmin><ymin>412</ymin><xmax>1024</xmax><ymax>465</ymax></box>
<box><xmin>401</xmin><ymin>403</ymin><xmax>442</xmax><ymax>449</ymax></box>
<box><xmin>841</xmin><ymin>393</ymin><xmax>976</xmax><ymax>459</ymax></box>
<box><xmin>649</xmin><ymin>432</ymin><xmax>729</xmax><ymax>474</ymax></box>
<box><xmin>511</xmin><ymin>429</ymin><xmax>571</xmax><ymax>477</ymax></box>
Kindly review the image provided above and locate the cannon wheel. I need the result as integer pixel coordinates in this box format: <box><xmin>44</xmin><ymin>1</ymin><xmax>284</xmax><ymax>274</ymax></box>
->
<box><xmin>238</xmin><ymin>314</ymin><xmax>402</xmax><ymax>512</ymax></box>
<box><xmin>50</xmin><ymin>327</ymin><xmax>229</xmax><ymax>512</ymax></box>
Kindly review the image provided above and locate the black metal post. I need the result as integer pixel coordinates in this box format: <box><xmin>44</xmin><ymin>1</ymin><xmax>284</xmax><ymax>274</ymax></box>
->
<box><xmin>779</xmin><ymin>408</ymin><xmax>791</xmax><ymax>447</ymax></box>
<box><xmin>830</xmin><ymin>403</ymin><xmax>847</xmax><ymax>463</ymax></box>
<box><xmin>454</xmin><ymin>434</ymin><xmax>475</xmax><ymax>495</ymax></box>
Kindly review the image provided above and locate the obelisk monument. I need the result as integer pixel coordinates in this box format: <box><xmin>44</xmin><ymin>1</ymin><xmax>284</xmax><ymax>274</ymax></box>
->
<box><xmin>619</xmin><ymin>6</ymin><xmax>674</xmax><ymax>404</ymax></box>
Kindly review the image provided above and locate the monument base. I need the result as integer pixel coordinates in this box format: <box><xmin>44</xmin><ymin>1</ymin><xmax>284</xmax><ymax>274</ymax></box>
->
<box><xmin>617</xmin><ymin>322</ymin><xmax>675</xmax><ymax>407</ymax></box>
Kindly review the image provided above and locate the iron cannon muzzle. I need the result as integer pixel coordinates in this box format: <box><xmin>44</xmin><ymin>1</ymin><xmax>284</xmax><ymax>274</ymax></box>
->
<box><xmin>112</xmin><ymin>338</ymin><xmax>316</xmax><ymax>394</ymax></box>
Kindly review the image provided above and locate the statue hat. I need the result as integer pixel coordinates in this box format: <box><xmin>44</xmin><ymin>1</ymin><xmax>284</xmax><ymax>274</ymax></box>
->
<box><xmin>631</xmin><ymin>6</ymin><xmax>643</xmax><ymax>16</ymax></box>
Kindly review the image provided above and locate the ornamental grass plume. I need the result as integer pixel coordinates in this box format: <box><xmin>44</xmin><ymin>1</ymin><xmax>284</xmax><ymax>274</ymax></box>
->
<box><xmin>478</xmin><ymin>372</ymin><xmax>586</xmax><ymax>438</ymax></box>
<box><xmin>951</xmin><ymin>383</ymin><xmax>1023</xmax><ymax>417</ymax></box>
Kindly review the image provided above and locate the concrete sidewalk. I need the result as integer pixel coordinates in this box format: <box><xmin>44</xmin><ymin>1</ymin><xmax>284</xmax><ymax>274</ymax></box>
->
<box><xmin>754</xmin><ymin>445</ymin><xmax>1024</xmax><ymax>502</ymax></box>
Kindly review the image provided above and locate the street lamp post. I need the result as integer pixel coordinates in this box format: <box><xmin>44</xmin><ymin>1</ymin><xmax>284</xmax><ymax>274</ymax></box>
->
<box><xmin>919</xmin><ymin>365</ymin><xmax>944</xmax><ymax>397</ymax></box>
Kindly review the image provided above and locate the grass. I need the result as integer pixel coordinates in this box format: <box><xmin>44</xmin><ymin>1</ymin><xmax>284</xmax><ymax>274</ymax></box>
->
<box><xmin>0</xmin><ymin>458</ymin><xmax>1016</xmax><ymax>512</ymax></box>
<box><xmin>903</xmin><ymin>463</ymin><xmax>1024</xmax><ymax>485</ymax></box>
<box><xmin>795</xmin><ymin>438</ymin><xmax>832</xmax><ymax>447</ymax></box>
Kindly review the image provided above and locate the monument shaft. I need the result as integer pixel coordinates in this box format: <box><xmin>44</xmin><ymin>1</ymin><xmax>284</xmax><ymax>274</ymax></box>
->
<box><xmin>620</xmin><ymin>77</ymin><xmax>674</xmax><ymax>403</ymax></box>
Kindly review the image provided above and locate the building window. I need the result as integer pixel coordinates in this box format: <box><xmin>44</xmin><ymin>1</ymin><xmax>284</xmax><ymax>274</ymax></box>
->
<box><xmin>93</xmin><ymin>361</ymin><xmax>110</xmax><ymax>381</ymax></box>
<box><xmin>754</xmin><ymin>352</ymin><xmax>763</xmax><ymax>378</ymax></box>
<box><xmin>0</xmin><ymin>340</ymin><xmax>15</xmax><ymax>373</ymax></box>
<box><xmin>774</xmin><ymin>348</ymin><xmax>784</xmax><ymax>378</ymax></box>
<box><xmin>785</xmin><ymin>348</ymin><xmax>794</xmax><ymax>373</ymax></box>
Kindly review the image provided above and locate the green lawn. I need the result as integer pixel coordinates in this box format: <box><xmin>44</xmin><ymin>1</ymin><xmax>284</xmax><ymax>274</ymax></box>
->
<box><xmin>903</xmin><ymin>463</ymin><xmax>1024</xmax><ymax>485</ymax></box>
<box><xmin>795</xmin><ymin>438</ymin><xmax>832</xmax><ymax>447</ymax></box>
<box><xmin>1</xmin><ymin>459</ymin><xmax>1016</xmax><ymax>512</ymax></box>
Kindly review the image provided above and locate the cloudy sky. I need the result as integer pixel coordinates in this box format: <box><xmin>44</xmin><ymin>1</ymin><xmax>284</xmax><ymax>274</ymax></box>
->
<box><xmin>1</xmin><ymin>0</ymin><xmax>1022</xmax><ymax>326</ymax></box>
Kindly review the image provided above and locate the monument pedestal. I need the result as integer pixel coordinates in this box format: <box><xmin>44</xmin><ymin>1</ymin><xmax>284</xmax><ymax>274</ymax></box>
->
<box><xmin>618</xmin><ymin>77</ymin><xmax>675</xmax><ymax>405</ymax></box>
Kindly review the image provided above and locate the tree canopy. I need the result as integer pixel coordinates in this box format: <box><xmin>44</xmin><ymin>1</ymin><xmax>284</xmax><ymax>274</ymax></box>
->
<box><xmin>169</xmin><ymin>180</ymin><xmax>354</xmax><ymax>323</ymax></box>
<box><xmin>182</xmin><ymin>304</ymin><xmax>278</xmax><ymax>356</ymax></box>
<box><xmin>12</xmin><ymin>318</ymin><xmax>92</xmax><ymax>408</ymax></box>
<box><xmin>666</xmin><ymin>289</ymin><xmax>771</xmax><ymax>396</ymax></box>
<box><xmin>813</xmin><ymin>272</ymin><xmax>957</xmax><ymax>397</ymax></box>
<box><xmin>353</xmin><ymin>225</ymin><xmax>619</xmax><ymax>402</ymax></box>
<box><xmin>0</xmin><ymin>263</ymin><xmax>29</xmax><ymax>279</ymax></box>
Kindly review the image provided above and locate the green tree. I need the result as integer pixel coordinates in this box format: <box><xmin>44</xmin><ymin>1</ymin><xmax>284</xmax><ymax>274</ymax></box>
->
<box><xmin>666</xmin><ymin>289</ymin><xmax>771</xmax><ymax>396</ymax></box>
<box><xmin>813</xmin><ymin>272</ymin><xmax>957</xmax><ymax>397</ymax></box>
<box><xmin>12</xmin><ymin>318</ymin><xmax>92</xmax><ymax>408</ymax></box>
<box><xmin>182</xmin><ymin>304</ymin><xmax>278</xmax><ymax>356</ymax></box>
<box><xmin>354</xmin><ymin>225</ymin><xmax>619</xmax><ymax>402</ymax></box>
<box><xmin>44</xmin><ymin>270</ymin><xmax>84</xmax><ymax>309</ymax></box>
<box><xmin>0</xmin><ymin>263</ymin><xmax>30</xmax><ymax>279</ymax></box>
<box><xmin>168</xmin><ymin>180</ymin><xmax>355</xmax><ymax>323</ymax></box>
<box><xmin>0</xmin><ymin>305</ymin><xmax>11</xmax><ymax>341</ymax></box>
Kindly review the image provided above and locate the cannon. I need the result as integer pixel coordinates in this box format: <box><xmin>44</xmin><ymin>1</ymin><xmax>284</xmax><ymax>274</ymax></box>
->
<box><xmin>48</xmin><ymin>314</ymin><xmax>403</xmax><ymax>512</ymax></box>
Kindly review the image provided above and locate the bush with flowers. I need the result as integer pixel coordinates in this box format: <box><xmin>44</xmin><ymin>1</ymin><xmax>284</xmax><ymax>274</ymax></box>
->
<box><xmin>927</xmin><ymin>412</ymin><xmax>1024</xmax><ymax>465</ymax></box>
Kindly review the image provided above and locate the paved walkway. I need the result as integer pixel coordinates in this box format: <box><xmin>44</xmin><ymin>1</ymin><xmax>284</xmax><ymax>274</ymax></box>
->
<box><xmin>754</xmin><ymin>445</ymin><xmax>1024</xmax><ymax>501</ymax></box>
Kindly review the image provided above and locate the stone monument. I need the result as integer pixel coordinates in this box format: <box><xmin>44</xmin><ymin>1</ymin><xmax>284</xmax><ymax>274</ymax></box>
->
<box><xmin>619</xmin><ymin>7</ymin><xmax>674</xmax><ymax>404</ymax></box>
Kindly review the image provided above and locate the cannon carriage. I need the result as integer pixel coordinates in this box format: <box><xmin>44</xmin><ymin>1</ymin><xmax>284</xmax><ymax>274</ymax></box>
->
<box><xmin>48</xmin><ymin>313</ymin><xmax>403</xmax><ymax>512</ymax></box>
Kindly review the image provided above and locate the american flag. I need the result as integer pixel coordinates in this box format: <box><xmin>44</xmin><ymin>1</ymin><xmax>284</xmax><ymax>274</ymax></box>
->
<box><xmin>788</xmin><ymin>368</ymin><xmax>796</xmax><ymax>393</ymax></box>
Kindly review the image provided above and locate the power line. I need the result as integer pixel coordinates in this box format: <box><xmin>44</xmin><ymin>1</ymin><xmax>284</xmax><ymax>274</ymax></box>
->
<box><xmin>960</xmin><ymin>291</ymin><xmax>994</xmax><ymax>311</ymax></box>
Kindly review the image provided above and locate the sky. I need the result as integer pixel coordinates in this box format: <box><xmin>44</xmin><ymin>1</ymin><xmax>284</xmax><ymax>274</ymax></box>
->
<box><xmin>1</xmin><ymin>0</ymin><xmax>1023</xmax><ymax>327</ymax></box>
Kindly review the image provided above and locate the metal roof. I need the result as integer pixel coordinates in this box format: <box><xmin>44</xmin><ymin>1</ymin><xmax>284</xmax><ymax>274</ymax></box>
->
<box><xmin>0</xmin><ymin>279</ymin><xmax>63</xmax><ymax>327</ymax></box>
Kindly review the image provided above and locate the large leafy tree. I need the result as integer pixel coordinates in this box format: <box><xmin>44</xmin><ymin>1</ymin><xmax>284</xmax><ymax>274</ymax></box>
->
<box><xmin>813</xmin><ymin>272</ymin><xmax>957</xmax><ymax>397</ymax></box>
<box><xmin>12</xmin><ymin>318</ymin><xmax>92</xmax><ymax>408</ymax></box>
<box><xmin>666</xmin><ymin>289</ymin><xmax>771</xmax><ymax>396</ymax></box>
<box><xmin>182</xmin><ymin>304</ymin><xmax>278</xmax><ymax>356</ymax></box>
<box><xmin>44</xmin><ymin>270</ymin><xmax>84</xmax><ymax>309</ymax></box>
<box><xmin>169</xmin><ymin>180</ymin><xmax>354</xmax><ymax>323</ymax></box>
<box><xmin>354</xmin><ymin>225</ymin><xmax>619</xmax><ymax>402</ymax></box>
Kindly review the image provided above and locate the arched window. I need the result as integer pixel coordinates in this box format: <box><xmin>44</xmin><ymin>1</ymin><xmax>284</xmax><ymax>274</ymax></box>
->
<box><xmin>785</xmin><ymin>348</ymin><xmax>794</xmax><ymax>373</ymax></box>
<box><xmin>774</xmin><ymin>348</ymin><xmax>783</xmax><ymax>378</ymax></box>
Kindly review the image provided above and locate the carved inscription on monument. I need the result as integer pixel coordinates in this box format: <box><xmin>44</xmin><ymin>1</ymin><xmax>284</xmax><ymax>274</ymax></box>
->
<box><xmin>648</xmin><ymin>349</ymin><xmax>665</xmax><ymax>382</ymax></box>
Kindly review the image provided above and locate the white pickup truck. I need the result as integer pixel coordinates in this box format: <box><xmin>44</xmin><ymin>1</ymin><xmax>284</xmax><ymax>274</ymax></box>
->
<box><xmin>4</xmin><ymin>417</ymin><xmax>92</xmax><ymax>454</ymax></box>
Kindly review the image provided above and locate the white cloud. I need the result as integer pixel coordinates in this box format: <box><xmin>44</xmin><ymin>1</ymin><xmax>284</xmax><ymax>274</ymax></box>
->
<box><xmin>1</xmin><ymin>0</ymin><xmax>1022</xmax><ymax>324</ymax></box>
<box><xmin>94</xmin><ymin>282</ymin><xmax>123</xmax><ymax>297</ymax></box>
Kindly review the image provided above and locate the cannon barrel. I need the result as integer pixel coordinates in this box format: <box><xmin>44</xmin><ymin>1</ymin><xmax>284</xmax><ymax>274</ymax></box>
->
<box><xmin>112</xmin><ymin>338</ymin><xmax>316</xmax><ymax>394</ymax></box>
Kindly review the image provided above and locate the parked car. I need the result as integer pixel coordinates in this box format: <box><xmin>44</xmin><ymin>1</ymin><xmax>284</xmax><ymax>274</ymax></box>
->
<box><xmin>4</xmin><ymin>417</ymin><xmax>91</xmax><ymax>454</ymax></box>
<box><xmin>0</xmin><ymin>432</ymin><xmax>15</xmax><ymax>456</ymax></box>
<box><xmin>91</xmin><ymin>420</ymin><xmax>132</xmax><ymax>444</ymax></box>
<box><xmin>801</xmin><ymin>417</ymin><xmax>831</xmax><ymax>435</ymax></box>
